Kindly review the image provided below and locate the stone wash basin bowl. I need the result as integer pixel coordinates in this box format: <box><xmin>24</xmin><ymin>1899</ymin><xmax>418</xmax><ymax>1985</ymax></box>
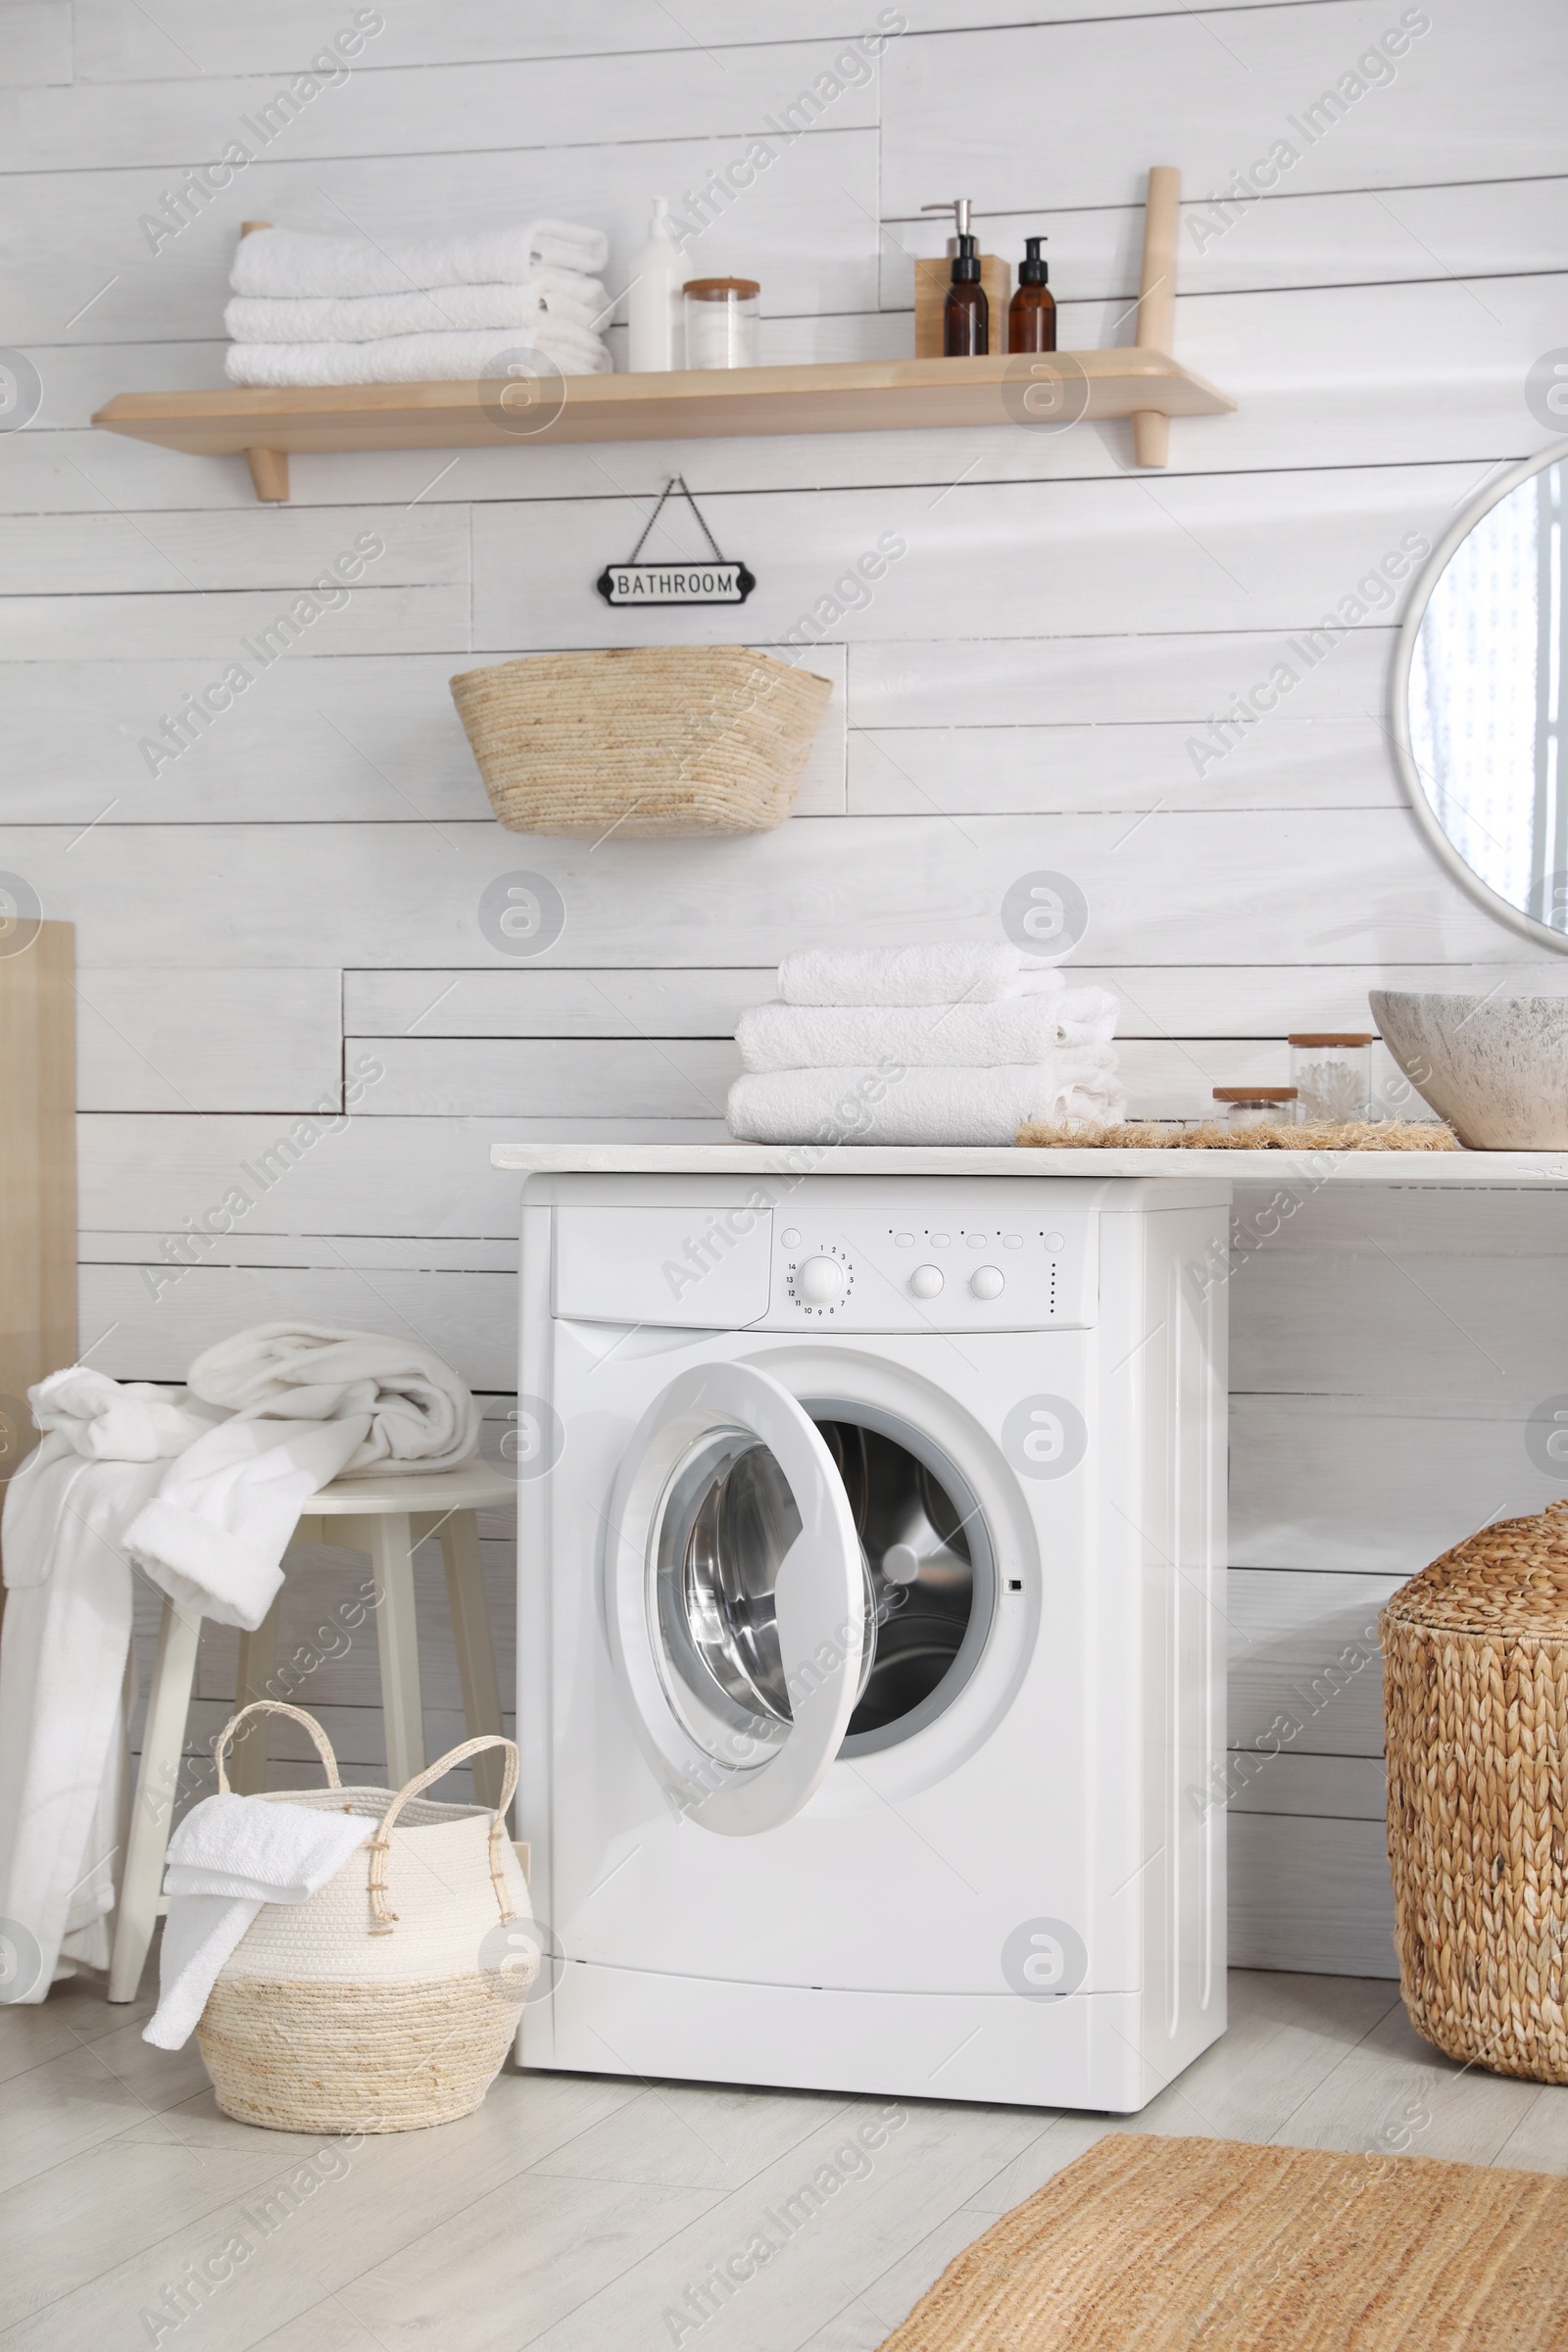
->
<box><xmin>1370</xmin><ymin>990</ymin><xmax>1568</xmax><ymax>1149</ymax></box>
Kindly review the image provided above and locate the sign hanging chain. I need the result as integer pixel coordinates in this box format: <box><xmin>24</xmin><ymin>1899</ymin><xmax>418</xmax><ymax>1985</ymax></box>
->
<box><xmin>623</xmin><ymin>475</ymin><xmax>730</xmax><ymax>566</ymax></box>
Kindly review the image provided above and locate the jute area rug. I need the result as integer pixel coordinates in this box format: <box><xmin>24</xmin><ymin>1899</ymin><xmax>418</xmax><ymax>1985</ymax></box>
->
<box><xmin>878</xmin><ymin>2133</ymin><xmax>1568</xmax><ymax>2350</ymax></box>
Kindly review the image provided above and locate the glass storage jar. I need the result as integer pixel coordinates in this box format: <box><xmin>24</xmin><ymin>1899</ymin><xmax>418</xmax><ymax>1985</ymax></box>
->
<box><xmin>1212</xmin><ymin>1087</ymin><xmax>1297</xmax><ymax>1130</ymax></box>
<box><xmin>683</xmin><ymin>276</ymin><xmax>760</xmax><ymax>368</ymax></box>
<box><xmin>1289</xmin><ymin>1033</ymin><xmax>1374</xmax><ymax>1122</ymax></box>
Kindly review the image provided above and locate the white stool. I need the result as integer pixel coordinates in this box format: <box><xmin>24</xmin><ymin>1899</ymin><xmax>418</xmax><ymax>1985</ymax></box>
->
<box><xmin>108</xmin><ymin>1462</ymin><xmax>514</xmax><ymax>2002</ymax></box>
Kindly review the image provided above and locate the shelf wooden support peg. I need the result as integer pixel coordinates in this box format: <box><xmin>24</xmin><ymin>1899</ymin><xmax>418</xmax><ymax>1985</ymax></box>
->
<box><xmin>244</xmin><ymin>447</ymin><xmax>290</xmax><ymax>501</ymax></box>
<box><xmin>1133</xmin><ymin>166</ymin><xmax>1181</xmax><ymax>469</ymax></box>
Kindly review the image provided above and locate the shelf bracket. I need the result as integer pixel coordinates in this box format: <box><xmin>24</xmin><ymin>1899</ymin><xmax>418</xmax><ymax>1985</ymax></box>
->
<box><xmin>1133</xmin><ymin>166</ymin><xmax>1181</xmax><ymax>468</ymax></box>
<box><xmin>244</xmin><ymin>448</ymin><xmax>290</xmax><ymax>501</ymax></box>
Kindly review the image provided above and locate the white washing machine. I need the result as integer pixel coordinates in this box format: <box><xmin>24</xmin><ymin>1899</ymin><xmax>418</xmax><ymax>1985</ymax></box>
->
<box><xmin>514</xmin><ymin>1167</ymin><xmax>1229</xmax><ymax>2114</ymax></box>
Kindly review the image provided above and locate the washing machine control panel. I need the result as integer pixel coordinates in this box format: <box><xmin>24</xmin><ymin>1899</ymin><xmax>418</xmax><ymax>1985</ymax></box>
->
<box><xmin>769</xmin><ymin>1211</ymin><xmax>1095</xmax><ymax>1330</ymax></box>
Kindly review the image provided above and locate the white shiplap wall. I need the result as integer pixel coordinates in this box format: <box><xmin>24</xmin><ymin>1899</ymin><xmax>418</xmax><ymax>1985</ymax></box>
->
<box><xmin>6</xmin><ymin>0</ymin><xmax>1568</xmax><ymax>1971</ymax></box>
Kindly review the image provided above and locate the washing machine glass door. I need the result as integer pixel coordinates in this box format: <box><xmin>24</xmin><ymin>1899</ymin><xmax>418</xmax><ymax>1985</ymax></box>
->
<box><xmin>606</xmin><ymin>1362</ymin><xmax>868</xmax><ymax>1837</ymax></box>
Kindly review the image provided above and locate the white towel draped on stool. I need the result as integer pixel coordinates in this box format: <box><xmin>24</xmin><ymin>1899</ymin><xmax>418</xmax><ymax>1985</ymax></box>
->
<box><xmin>0</xmin><ymin>1329</ymin><xmax>481</xmax><ymax>1998</ymax></box>
<box><xmin>123</xmin><ymin>1324</ymin><xmax>480</xmax><ymax>1631</ymax></box>
<box><xmin>144</xmin><ymin>1793</ymin><xmax>371</xmax><ymax>2051</ymax></box>
<box><xmin>183</xmin><ymin>1323</ymin><xmax>480</xmax><ymax>1475</ymax></box>
<box><xmin>124</xmin><ymin>1416</ymin><xmax>371</xmax><ymax>1635</ymax></box>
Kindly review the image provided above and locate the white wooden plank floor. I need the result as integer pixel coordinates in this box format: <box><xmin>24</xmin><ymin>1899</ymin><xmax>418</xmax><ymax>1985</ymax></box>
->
<box><xmin>4</xmin><ymin>1967</ymin><xmax>1567</xmax><ymax>2352</ymax></box>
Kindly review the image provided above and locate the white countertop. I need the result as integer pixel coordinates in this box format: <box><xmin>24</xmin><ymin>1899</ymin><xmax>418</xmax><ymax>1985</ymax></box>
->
<box><xmin>490</xmin><ymin>1141</ymin><xmax>1568</xmax><ymax>1187</ymax></box>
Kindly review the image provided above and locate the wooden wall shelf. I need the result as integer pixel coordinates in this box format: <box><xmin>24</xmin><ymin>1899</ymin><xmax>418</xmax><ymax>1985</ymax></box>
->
<box><xmin>92</xmin><ymin>350</ymin><xmax>1232</xmax><ymax>500</ymax></box>
<box><xmin>91</xmin><ymin>170</ymin><xmax>1231</xmax><ymax>501</ymax></box>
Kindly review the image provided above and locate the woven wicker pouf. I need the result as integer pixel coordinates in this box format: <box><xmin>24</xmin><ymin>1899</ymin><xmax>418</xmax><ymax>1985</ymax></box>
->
<box><xmin>1383</xmin><ymin>1499</ymin><xmax>1568</xmax><ymax>2082</ymax></box>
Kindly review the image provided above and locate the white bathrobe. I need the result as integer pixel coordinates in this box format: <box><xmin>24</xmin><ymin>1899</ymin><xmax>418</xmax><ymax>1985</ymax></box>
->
<box><xmin>0</xmin><ymin>1373</ymin><xmax>218</xmax><ymax>1997</ymax></box>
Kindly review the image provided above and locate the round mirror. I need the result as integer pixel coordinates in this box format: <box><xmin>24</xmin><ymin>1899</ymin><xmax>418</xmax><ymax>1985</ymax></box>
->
<box><xmin>1395</xmin><ymin>438</ymin><xmax>1568</xmax><ymax>951</ymax></box>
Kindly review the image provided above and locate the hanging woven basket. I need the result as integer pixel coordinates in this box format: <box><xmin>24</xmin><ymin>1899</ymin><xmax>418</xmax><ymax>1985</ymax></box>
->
<box><xmin>1383</xmin><ymin>1500</ymin><xmax>1568</xmax><ymax>2082</ymax></box>
<box><xmin>194</xmin><ymin>1702</ymin><xmax>539</xmax><ymax>2133</ymax></box>
<box><xmin>450</xmin><ymin>646</ymin><xmax>832</xmax><ymax>836</ymax></box>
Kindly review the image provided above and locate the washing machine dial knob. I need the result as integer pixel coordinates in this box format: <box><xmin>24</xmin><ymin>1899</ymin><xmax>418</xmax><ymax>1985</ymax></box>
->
<box><xmin>796</xmin><ymin>1253</ymin><xmax>847</xmax><ymax>1305</ymax></box>
<box><xmin>908</xmin><ymin>1264</ymin><xmax>945</xmax><ymax>1299</ymax></box>
<box><xmin>971</xmin><ymin>1265</ymin><xmax>1004</xmax><ymax>1299</ymax></box>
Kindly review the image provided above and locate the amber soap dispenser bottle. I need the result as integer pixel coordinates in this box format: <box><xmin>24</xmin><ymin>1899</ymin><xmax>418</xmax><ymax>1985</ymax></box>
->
<box><xmin>945</xmin><ymin>231</ymin><xmax>988</xmax><ymax>354</ymax></box>
<box><xmin>1008</xmin><ymin>236</ymin><xmax>1056</xmax><ymax>353</ymax></box>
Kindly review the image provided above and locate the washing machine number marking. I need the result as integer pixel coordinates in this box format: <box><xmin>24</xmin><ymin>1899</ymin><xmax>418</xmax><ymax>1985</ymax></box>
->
<box><xmin>796</xmin><ymin>1254</ymin><xmax>848</xmax><ymax>1306</ymax></box>
<box><xmin>784</xmin><ymin>1245</ymin><xmax>855</xmax><ymax>1316</ymax></box>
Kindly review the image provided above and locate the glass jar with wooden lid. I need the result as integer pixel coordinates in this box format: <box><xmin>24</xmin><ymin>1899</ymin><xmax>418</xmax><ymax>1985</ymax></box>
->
<box><xmin>1212</xmin><ymin>1086</ymin><xmax>1298</xmax><ymax>1130</ymax></box>
<box><xmin>682</xmin><ymin>277</ymin><xmax>760</xmax><ymax>369</ymax></box>
<box><xmin>1288</xmin><ymin>1033</ymin><xmax>1373</xmax><ymax>1121</ymax></box>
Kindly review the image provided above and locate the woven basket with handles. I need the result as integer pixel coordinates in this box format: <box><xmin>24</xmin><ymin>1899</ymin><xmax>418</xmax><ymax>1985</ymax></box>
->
<box><xmin>194</xmin><ymin>1702</ymin><xmax>539</xmax><ymax>2133</ymax></box>
<box><xmin>1383</xmin><ymin>1499</ymin><xmax>1568</xmax><ymax>2082</ymax></box>
<box><xmin>449</xmin><ymin>646</ymin><xmax>832</xmax><ymax>836</ymax></box>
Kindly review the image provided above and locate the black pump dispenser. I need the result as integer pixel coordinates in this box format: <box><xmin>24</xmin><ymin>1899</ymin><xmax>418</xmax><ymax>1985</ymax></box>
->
<box><xmin>922</xmin><ymin>196</ymin><xmax>989</xmax><ymax>354</ymax></box>
<box><xmin>952</xmin><ymin>232</ymin><xmax>981</xmax><ymax>284</ymax></box>
<box><xmin>1007</xmin><ymin>231</ymin><xmax>1056</xmax><ymax>354</ymax></box>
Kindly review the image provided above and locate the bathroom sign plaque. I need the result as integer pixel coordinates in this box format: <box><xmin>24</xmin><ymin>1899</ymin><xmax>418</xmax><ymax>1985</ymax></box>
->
<box><xmin>596</xmin><ymin>475</ymin><xmax>755</xmax><ymax>607</ymax></box>
<box><xmin>598</xmin><ymin>559</ymin><xmax>753</xmax><ymax>606</ymax></box>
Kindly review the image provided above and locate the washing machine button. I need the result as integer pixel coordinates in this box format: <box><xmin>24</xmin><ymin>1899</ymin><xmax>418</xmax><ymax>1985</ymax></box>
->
<box><xmin>894</xmin><ymin>1230</ymin><xmax>915</xmax><ymax>1248</ymax></box>
<box><xmin>781</xmin><ymin>1227</ymin><xmax>801</xmax><ymax>1249</ymax></box>
<box><xmin>971</xmin><ymin>1265</ymin><xmax>1004</xmax><ymax>1299</ymax></box>
<box><xmin>908</xmin><ymin>1264</ymin><xmax>945</xmax><ymax>1299</ymax></box>
<box><xmin>796</xmin><ymin>1254</ymin><xmax>847</xmax><ymax>1305</ymax></box>
<box><xmin>1045</xmin><ymin>1231</ymin><xmax>1065</xmax><ymax>1252</ymax></box>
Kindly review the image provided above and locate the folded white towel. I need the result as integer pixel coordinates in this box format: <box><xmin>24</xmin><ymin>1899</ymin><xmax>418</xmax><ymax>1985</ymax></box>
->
<box><xmin>737</xmin><ymin>992</ymin><xmax>1119</xmax><ymax>1072</ymax></box>
<box><xmin>144</xmin><ymin>1793</ymin><xmax>371</xmax><ymax>2050</ymax></box>
<box><xmin>726</xmin><ymin>1057</ymin><xmax>1128</xmax><ymax>1147</ymax></box>
<box><xmin>185</xmin><ymin>1323</ymin><xmax>480</xmax><ymax>1474</ymax></box>
<box><xmin>225</xmin><ymin>323</ymin><xmax>612</xmax><ymax>387</ymax></box>
<box><xmin>777</xmin><ymin>946</ymin><xmax>1066</xmax><ymax>1007</ymax></box>
<box><xmin>230</xmin><ymin>218</ymin><xmax>610</xmax><ymax>299</ymax></box>
<box><xmin>223</xmin><ymin>272</ymin><xmax>611</xmax><ymax>345</ymax></box>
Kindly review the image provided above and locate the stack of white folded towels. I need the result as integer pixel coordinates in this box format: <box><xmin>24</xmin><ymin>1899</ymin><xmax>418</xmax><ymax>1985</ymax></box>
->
<box><xmin>727</xmin><ymin>946</ymin><xmax>1127</xmax><ymax>1147</ymax></box>
<box><xmin>224</xmin><ymin>218</ymin><xmax>612</xmax><ymax>386</ymax></box>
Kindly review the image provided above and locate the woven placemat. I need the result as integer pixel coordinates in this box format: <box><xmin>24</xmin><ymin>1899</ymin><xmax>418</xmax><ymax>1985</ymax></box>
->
<box><xmin>878</xmin><ymin>2134</ymin><xmax>1568</xmax><ymax>2351</ymax></box>
<box><xmin>1015</xmin><ymin>1118</ymin><xmax>1457</xmax><ymax>1151</ymax></box>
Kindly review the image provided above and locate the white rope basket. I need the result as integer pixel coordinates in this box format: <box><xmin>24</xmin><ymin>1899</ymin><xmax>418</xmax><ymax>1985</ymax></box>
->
<box><xmin>194</xmin><ymin>1702</ymin><xmax>538</xmax><ymax>2134</ymax></box>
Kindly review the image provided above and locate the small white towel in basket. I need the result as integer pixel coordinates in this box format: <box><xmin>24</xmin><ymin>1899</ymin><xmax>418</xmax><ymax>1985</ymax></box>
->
<box><xmin>145</xmin><ymin>1792</ymin><xmax>372</xmax><ymax>2050</ymax></box>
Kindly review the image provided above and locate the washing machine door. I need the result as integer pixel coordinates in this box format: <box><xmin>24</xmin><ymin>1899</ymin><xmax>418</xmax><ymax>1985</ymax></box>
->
<box><xmin>605</xmin><ymin>1362</ymin><xmax>868</xmax><ymax>1837</ymax></box>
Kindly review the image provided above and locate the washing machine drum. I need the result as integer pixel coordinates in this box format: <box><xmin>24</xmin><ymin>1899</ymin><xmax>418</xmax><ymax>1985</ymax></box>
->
<box><xmin>661</xmin><ymin>1416</ymin><xmax>981</xmax><ymax>1747</ymax></box>
<box><xmin>609</xmin><ymin>1363</ymin><xmax>994</xmax><ymax>1834</ymax></box>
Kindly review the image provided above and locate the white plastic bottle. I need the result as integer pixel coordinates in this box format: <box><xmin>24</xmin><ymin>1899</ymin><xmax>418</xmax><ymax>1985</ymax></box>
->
<box><xmin>627</xmin><ymin>196</ymin><xmax>685</xmax><ymax>372</ymax></box>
